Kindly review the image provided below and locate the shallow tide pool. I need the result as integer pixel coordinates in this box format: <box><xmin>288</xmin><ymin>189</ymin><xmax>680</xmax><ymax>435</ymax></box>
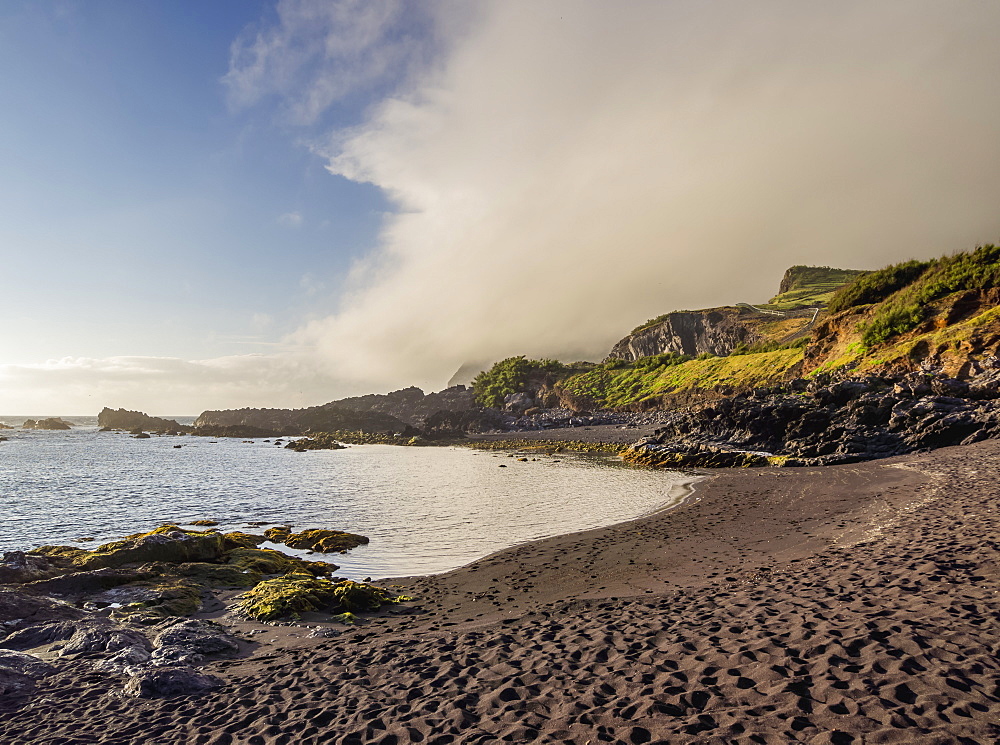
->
<box><xmin>0</xmin><ymin>427</ymin><xmax>695</xmax><ymax>579</ymax></box>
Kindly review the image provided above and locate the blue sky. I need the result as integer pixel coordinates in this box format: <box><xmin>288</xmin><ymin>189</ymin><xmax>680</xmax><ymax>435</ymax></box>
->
<box><xmin>2</xmin><ymin>1</ymin><xmax>1000</xmax><ymax>414</ymax></box>
<box><xmin>0</xmin><ymin>0</ymin><xmax>385</xmax><ymax>362</ymax></box>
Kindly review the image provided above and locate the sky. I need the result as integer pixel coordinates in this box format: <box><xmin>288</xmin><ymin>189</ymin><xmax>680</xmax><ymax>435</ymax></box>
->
<box><xmin>2</xmin><ymin>0</ymin><xmax>1000</xmax><ymax>414</ymax></box>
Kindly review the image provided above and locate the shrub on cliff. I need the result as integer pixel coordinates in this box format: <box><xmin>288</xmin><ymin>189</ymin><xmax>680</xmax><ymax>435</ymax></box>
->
<box><xmin>827</xmin><ymin>259</ymin><xmax>932</xmax><ymax>314</ymax></box>
<box><xmin>472</xmin><ymin>356</ymin><xmax>566</xmax><ymax>408</ymax></box>
<box><xmin>857</xmin><ymin>244</ymin><xmax>1000</xmax><ymax>347</ymax></box>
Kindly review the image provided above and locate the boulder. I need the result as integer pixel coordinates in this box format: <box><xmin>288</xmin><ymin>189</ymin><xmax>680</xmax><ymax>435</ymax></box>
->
<box><xmin>33</xmin><ymin>526</ymin><xmax>228</xmax><ymax>571</ymax></box>
<box><xmin>59</xmin><ymin>622</ymin><xmax>151</xmax><ymax>658</ymax></box>
<box><xmin>0</xmin><ymin>650</ymin><xmax>56</xmax><ymax>698</ymax></box>
<box><xmin>0</xmin><ymin>668</ymin><xmax>36</xmax><ymax>697</ymax></box>
<box><xmin>153</xmin><ymin>619</ymin><xmax>238</xmax><ymax>657</ymax></box>
<box><xmin>263</xmin><ymin>527</ymin><xmax>369</xmax><ymax>554</ymax></box>
<box><xmin>23</xmin><ymin>567</ymin><xmax>156</xmax><ymax>596</ymax></box>
<box><xmin>221</xmin><ymin>532</ymin><xmax>266</xmax><ymax>550</ymax></box>
<box><xmin>0</xmin><ymin>551</ymin><xmax>61</xmax><ymax>584</ymax></box>
<box><xmin>93</xmin><ymin>644</ymin><xmax>152</xmax><ymax>673</ymax></box>
<box><xmin>0</xmin><ymin>589</ymin><xmax>84</xmax><ymax>626</ymax></box>
<box><xmin>0</xmin><ymin>621</ymin><xmax>77</xmax><ymax>651</ymax></box>
<box><xmin>123</xmin><ymin>666</ymin><xmax>222</xmax><ymax>698</ymax></box>
<box><xmin>0</xmin><ymin>650</ymin><xmax>55</xmax><ymax>679</ymax></box>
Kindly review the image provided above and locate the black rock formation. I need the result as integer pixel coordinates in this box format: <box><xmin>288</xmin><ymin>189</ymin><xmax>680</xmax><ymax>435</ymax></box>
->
<box><xmin>97</xmin><ymin>408</ymin><xmax>189</xmax><ymax>433</ymax></box>
<box><xmin>625</xmin><ymin>368</ymin><xmax>1000</xmax><ymax>468</ymax></box>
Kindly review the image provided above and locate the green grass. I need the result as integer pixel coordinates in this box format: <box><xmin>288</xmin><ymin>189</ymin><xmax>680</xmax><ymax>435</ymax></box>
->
<box><xmin>848</xmin><ymin>245</ymin><xmax>1000</xmax><ymax>347</ymax></box>
<box><xmin>827</xmin><ymin>260</ymin><xmax>932</xmax><ymax>314</ymax></box>
<box><xmin>730</xmin><ymin>337</ymin><xmax>809</xmax><ymax>356</ymax></box>
<box><xmin>561</xmin><ymin>347</ymin><xmax>803</xmax><ymax>408</ymax></box>
<box><xmin>766</xmin><ymin>266</ymin><xmax>868</xmax><ymax>309</ymax></box>
<box><xmin>629</xmin><ymin>266</ymin><xmax>864</xmax><ymax>335</ymax></box>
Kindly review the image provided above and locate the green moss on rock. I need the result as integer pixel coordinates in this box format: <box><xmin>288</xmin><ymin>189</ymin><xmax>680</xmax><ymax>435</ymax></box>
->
<box><xmin>263</xmin><ymin>526</ymin><xmax>369</xmax><ymax>554</ymax></box>
<box><xmin>175</xmin><ymin>562</ymin><xmax>261</xmax><ymax>588</ymax></box>
<box><xmin>234</xmin><ymin>575</ymin><xmax>411</xmax><ymax>622</ymax></box>
<box><xmin>621</xmin><ymin>445</ymin><xmax>771</xmax><ymax>468</ymax></box>
<box><xmin>225</xmin><ymin>547</ymin><xmax>336</xmax><ymax>576</ymax></box>
<box><xmin>222</xmin><ymin>531</ymin><xmax>267</xmax><ymax>550</ymax></box>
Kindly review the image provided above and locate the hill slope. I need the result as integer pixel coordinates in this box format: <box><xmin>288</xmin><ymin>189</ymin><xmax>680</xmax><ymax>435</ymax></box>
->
<box><xmin>608</xmin><ymin>264</ymin><xmax>863</xmax><ymax>362</ymax></box>
<box><xmin>476</xmin><ymin>246</ymin><xmax>1000</xmax><ymax>412</ymax></box>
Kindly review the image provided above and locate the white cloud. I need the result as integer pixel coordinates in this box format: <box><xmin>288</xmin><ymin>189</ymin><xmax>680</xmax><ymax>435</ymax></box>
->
<box><xmin>222</xmin><ymin>0</ymin><xmax>439</xmax><ymax>126</ymax></box>
<box><xmin>278</xmin><ymin>1</ymin><xmax>1000</xmax><ymax>391</ymax></box>
<box><xmin>250</xmin><ymin>313</ymin><xmax>274</xmax><ymax>332</ymax></box>
<box><xmin>277</xmin><ymin>211</ymin><xmax>303</xmax><ymax>227</ymax></box>
<box><xmin>9</xmin><ymin>2</ymin><xmax>1000</xmax><ymax>417</ymax></box>
<box><xmin>299</xmin><ymin>273</ymin><xmax>324</xmax><ymax>295</ymax></box>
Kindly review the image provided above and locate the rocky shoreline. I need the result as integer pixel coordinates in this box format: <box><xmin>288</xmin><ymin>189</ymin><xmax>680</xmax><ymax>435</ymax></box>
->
<box><xmin>621</xmin><ymin>365</ymin><xmax>1000</xmax><ymax>468</ymax></box>
<box><xmin>2</xmin><ymin>439</ymin><xmax>999</xmax><ymax>742</ymax></box>
<box><xmin>0</xmin><ymin>524</ymin><xmax>407</xmax><ymax>702</ymax></box>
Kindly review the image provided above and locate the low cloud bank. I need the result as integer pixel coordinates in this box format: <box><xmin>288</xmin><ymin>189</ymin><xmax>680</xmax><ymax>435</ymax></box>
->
<box><xmin>14</xmin><ymin>2</ymin><xmax>1000</xmax><ymax>416</ymax></box>
<box><xmin>236</xmin><ymin>1</ymin><xmax>1000</xmax><ymax>391</ymax></box>
<box><xmin>0</xmin><ymin>355</ymin><xmax>345</xmax><ymax>415</ymax></box>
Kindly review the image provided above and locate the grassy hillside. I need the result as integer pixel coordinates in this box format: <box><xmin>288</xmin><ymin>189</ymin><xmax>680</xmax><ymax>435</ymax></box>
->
<box><xmin>558</xmin><ymin>348</ymin><xmax>804</xmax><ymax>408</ymax></box>
<box><xmin>629</xmin><ymin>265</ymin><xmax>864</xmax><ymax>336</ymax></box>
<box><xmin>764</xmin><ymin>266</ymin><xmax>868</xmax><ymax>310</ymax></box>
<box><xmin>803</xmin><ymin>244</ymin><xmax>1000</xmax><ymax>374</ymax></box>
<box><xmin>471</xmin><ymin>247</ymin><xmax>1000</xmax><ymax>411</ymax></box>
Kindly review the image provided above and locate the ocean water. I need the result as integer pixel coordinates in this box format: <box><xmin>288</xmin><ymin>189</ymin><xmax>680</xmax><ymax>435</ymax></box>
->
<box><xmin>0</xmin><ymin>422</ymin><xmax>695</xmax><ymax>580</ymax></box>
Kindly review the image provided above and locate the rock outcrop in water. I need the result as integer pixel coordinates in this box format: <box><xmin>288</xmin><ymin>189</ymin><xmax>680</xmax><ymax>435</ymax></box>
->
<box><xmin>21</xmin><ymin>418</ymin><xmax>72</xmax><ymax>430</ymax></box>
<box><xmin>97</xmin><ymin>408</ymin><xmax>190</xmax><ymax>434</ymax></box>
<box><xmin>262</xmin><ymin>527</ymin><xmax>370</xmax><ymax>554</ymax></box>
<box><xmin>193</xmin><ymin>401</ymin><xmax>415</xmax><ymax>438</ymax></box>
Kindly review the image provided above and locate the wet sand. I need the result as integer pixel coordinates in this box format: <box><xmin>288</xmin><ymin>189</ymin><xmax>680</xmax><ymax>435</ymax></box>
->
<box><xmin>3</xmin><ymin>439</ymin><xmax>1000</xmax><ymax>743</ymax></box>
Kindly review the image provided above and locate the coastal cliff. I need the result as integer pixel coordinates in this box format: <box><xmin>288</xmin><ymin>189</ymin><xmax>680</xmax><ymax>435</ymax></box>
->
<box><xmin>193</xmin><ymin>385</ymin><xmax>476</xmax><ymax>438</ymax></box>
<box><xmin>607</xmin><ymin>307</ymin><xmax>765</xmax><ymax>359</ymax></box>
<box><xmin>98</xmin><ymin>249</ymin><xmax>1000</xmax><ymax>446</ymax></box>
<box><xmin>606</xmin><ymin>265</ymin><xmax>864</xmax><ymax>362</ymax></box>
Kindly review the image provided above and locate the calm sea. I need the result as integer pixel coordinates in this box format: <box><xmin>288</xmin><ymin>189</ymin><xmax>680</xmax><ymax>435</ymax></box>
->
<box><xmin>0</xmin><ymin>419</ymin><xmax>695</xmax><ymax>580</ymax></box>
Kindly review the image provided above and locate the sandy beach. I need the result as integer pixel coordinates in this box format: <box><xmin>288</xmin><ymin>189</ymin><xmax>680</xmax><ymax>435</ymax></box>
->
<box><xmin>3</xmin><ymin>437</ymin><xmax>1000</xmax><ymax>744</ymax></box>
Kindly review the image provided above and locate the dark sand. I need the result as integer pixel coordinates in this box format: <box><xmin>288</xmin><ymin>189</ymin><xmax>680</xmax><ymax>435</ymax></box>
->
<box><xmin>4</xmin><ymin>438</ymin><xmax>1000</xmax><ymax>744</ymax></box>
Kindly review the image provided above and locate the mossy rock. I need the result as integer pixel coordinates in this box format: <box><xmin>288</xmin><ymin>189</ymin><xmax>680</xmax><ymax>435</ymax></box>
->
<box><xmin>78</xmin><ymin>526</ymin><xmax>228</xmax><ymax>570</ymax></box>
<box><xmin>621</xmin><ymin>445</ymin><xmax>771</xmax><ymax>469</ymax></box>
<box><xmin>222</xmin><ymin>532</ymin><xmax>266</xmax><ymax>550</ymax></box>
<box><xmin>234</xmin><ymin>572</ymin><xmax>341</xmax><ymax>621</ymax></box>
<box><xmin>331</xmin><ymin>580</ymin><xmax>405</xmax><ymax>613</ymax></box>
<box><xmin>111</xmin><ymin>577</ymin><xmax>205</xmax><ymax>618</ymax></box>
<box><xmin>29</xmin><ymin>545</ymin><xmax>91</xmax><ymax>563</ymax></box>
<box><xmin>263</xmin><ymin>526</ymin><xmax>369</xmax><ymax>554</ymax></box>
<box><xmin>262</xmin><ymin>526</ymin><xmax>292</xmax><ymax>543</ymax></box>
<box><xmin>225</xmin><ymin>547</ymin><xmax>336</xmax><ymax>577</ymax></box>
<box><xmin>234</xmin><ymin>575</ymin><xmax>411</xmax><ymax>622</ymax></box>
<box><xmin>175</xmin><ymin>562</ymin><xmax>261</xmax><ymax>588</ymax></box>
<box><xmin>283</xmin><ymin>529</ymin><xmax>369</xmax><ymax>553</ymax></box>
